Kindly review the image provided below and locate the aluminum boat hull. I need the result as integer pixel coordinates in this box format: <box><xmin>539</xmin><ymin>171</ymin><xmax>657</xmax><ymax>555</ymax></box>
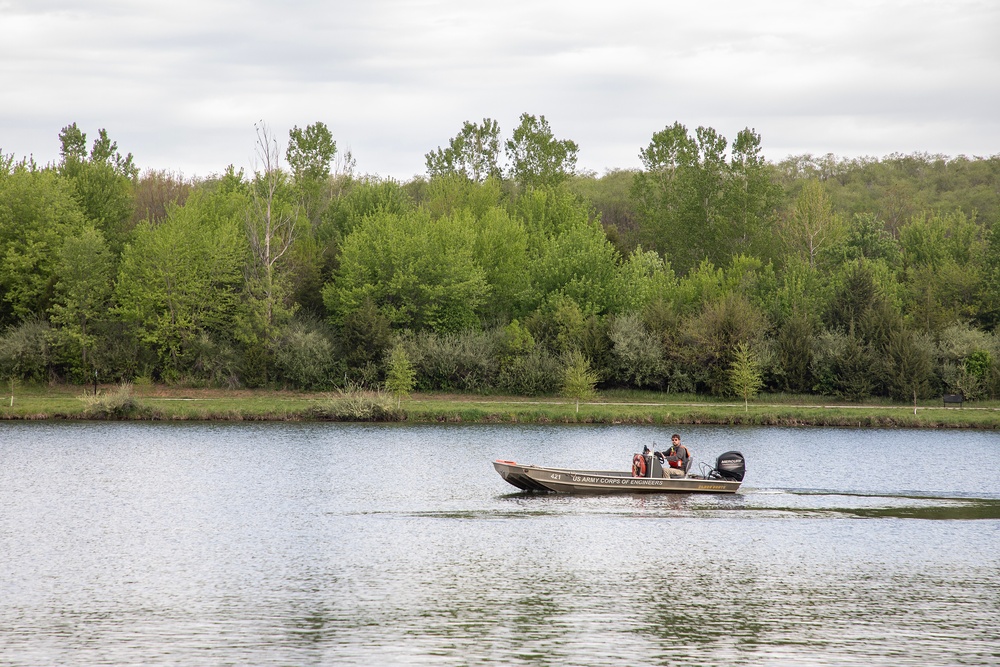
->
<box><xmin>493</xmin><ymin>460</ymin><xmax>741</xmax><ymax>494</ymax></box>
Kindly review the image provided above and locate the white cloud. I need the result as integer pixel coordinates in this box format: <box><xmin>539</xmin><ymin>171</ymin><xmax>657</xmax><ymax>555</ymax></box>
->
<box><xmin>1</xmin><ymin>0</ymin><xmax>997</xmax><ymax>179</ymax></box>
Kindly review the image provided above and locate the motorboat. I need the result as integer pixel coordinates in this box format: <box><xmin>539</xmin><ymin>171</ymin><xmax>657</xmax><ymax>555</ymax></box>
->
<box><xmin>493</xmin><ymin>450</ymin><xmax>745</xmax><ymax>494</ymax></box>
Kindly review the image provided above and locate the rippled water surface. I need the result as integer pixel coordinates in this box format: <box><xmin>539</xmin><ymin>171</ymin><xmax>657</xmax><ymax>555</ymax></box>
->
<box><xmin>1</xmin><ymin>422</ymin><xmax>998</xmax><ymax>666</ymax></box>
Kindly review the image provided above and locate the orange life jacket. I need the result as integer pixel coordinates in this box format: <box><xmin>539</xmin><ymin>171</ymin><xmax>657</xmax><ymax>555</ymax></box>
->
<box><xmin>667</xmin><ymin>445</ymin><xmax>690</xmax><ymax>468</ymax></box>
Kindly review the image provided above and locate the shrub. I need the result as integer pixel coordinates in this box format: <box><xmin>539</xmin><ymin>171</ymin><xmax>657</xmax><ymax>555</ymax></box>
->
<box><xmin>811</xmin><ymin>330</ymin><xmax>877</xmax><ymax>401</ymax></box>
<box><xmin>313</xmin><ymin>383</ymin><xmax>404</xmax><ymax>421</ymax></box>
<box><xmin>607</xmin><ymin>313</ymin><xmax>666</xmax><ymax>388</ymax></box>
<box><xmin>404</xmin><ymin>329</ymin><xmax>499</xmax><ymax>392</ymax></box>
<box><xmin>883</xmin><ymin>329</ymin><xmax>935</xmax><ymax>402</ymax></box>
<box><xmin>676</xmin><ymin>294</ymin><xmax>768</xmax><ymax>395</ymax></box>
<box><xmin>188</xmin><ymin>333</ymin><xmax>243</xmax><ymax>388</ymax></box>
<box><xmin>0</xmin><ymin>319</ymin><xmax>52</xmax><ymax>382</ymax></box>
<box><xmin>91</xmin><ymin>320</ymin><xmax>156</xmax><ymax>384</ymax></box>
<box><xmin>935</xmin><ymin>323</ymin><xmax>994</xmax><ymax>399</ymax></box>
<box><xmin>496</xmin><ymin>349</ymin><xmax>562</xmax><ymax>396</ymax></box>
<box><xmin>272</xmin><ymin>320</ymin><xmax>337</xmax><ymax>390</ymax></box>
<box><xmin>773</xmin><ymin>312</ymin><xmax>814</xmax><ymax>393</ymax></box>
<box><xmin>79</xmin><ymin>382</ymin><xmax>150</xmax><ymax>419</ymax></box>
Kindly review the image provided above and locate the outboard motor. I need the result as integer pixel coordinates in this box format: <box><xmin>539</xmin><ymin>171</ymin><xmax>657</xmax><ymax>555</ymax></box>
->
<box><xmin>712</xmin><ymin>451</ymin><xmax>746</xmax><ymax>482</ymax></box>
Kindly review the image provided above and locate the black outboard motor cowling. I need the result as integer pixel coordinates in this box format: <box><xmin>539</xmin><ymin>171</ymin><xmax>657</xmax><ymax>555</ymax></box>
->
<box><xmin>713</xmin><ymin>451</ymin><xmax>746</xmax><ymax>482</ymax></box>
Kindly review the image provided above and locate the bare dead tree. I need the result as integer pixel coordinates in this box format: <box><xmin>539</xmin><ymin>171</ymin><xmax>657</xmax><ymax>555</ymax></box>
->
<box><xmin>246</xmin><ymin>121</ymin><xmax>299</xmax><ymax>338</ymax></box>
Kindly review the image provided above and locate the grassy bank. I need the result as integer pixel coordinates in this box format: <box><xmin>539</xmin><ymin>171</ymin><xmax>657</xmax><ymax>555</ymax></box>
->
<box><xmin>2</xmin><ymin>383</ymin><xmax>999</xmax><ymax>429</ymax></box>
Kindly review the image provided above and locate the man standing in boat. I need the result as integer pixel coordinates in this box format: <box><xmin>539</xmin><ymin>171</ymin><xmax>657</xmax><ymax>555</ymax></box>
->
<box><xmin>656</xmin><ymin>434</ymin><xmax>690</xmax><ymax>477</ymax></box>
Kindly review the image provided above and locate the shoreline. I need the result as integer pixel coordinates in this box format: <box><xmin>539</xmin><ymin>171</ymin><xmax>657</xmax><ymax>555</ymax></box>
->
<box><xmin>2</xmin><ymin>385</ymin><xmax>998</xmax><ymax>429</ymax></box>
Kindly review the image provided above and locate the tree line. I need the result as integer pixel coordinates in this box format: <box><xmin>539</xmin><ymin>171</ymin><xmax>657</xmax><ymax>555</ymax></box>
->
<box><xmin>2</xmin><ymin>116</ymin><xmax>1000</xmax><ymax>402</ymax></box>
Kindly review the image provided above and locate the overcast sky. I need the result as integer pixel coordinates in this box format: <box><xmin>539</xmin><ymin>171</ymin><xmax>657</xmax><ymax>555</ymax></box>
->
<box><xmin>2</xmin><ymin>0</ymin><xmax>998</xmax><ymax>181</ymax></box>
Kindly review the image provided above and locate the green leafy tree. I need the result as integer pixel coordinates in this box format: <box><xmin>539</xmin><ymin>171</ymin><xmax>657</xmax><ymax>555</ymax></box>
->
<box><xmin>287</xmin><ymin>122</ymin><xmax>338</xmax><ymax>184</ymax></box>
<box><xmin>965</xmin><ymin>349</ymin><xmax>992</xmax><ymax>382</ymax></box>
<box><xmin>425</xmin><ymin>118</ymin><xmax>502</xmax><ymax>182</ymax></box>
<box><xmin>505</xmin><ymin>113</ymin><xmax>578</xmax><ymax>189</ymax></box>
<box><xmin>723</xmin><ymin>128</ymin><xmax>782</xmax><ymax>260</ymax></box>
<box><xmin>561</xmin><ymin>349</ymin><xmax>598</xmax><ymax>412</ymax></box>
<box><xmin>770</xmin><ymin>256</ymin><xmax>829</xmax><ymax>326</ymax></box>
<box><xmin>823</xmin><ymin>213</ymin><xmax>900</xmax><ymax>268</ymax></box>
<box><xmin>49</xmin><ymin>226</ymin><xmax>114</xmax><ymax>381</ymax></box>
<box><xmin>325</xmin><ymin>208</ymin><xmax>489</xmax><ymax>333</ymax></box>
<box><xmin>527</xmin><ymin>294</ymin><xmax>587</xmax><ymax>355</ymax></box>
<box><xmin>58</xmin><ymin>124</ymin><xmax>138</xmax><ymax>254</ymax></box>
<box><xmin>321</xmin><ymin>177</ymin><xmax>412</xmax><ymax>241</ymax></box>
<box><xmin>635</xmin><ymin>124</ymin><xmax>781</xmax><ymax>273</ymax></box>
<box><xmin>0</xmin><ymin>164</ymin><xmax>88</xmax><ymax>325</ymax></box>
<box><xmin>114</xmin><ymin>190</ymin><xmax>245</xmax><ymax>379</ymax></box>
<box><xmin>513</xmin><ymin>185</ymin><xmax>593</xmax><ymax>237</ymax></box>
<box><xmin>498</xmin><ymin>319</ymin><xmax>535</xmax><ymax>365</ymax></box>
<box><xmin>384</xmin><ymin>343</ymin><xmax>416</xmax><ymax>408</ymax></box>
<box><xmin>632</xmin><ymin>122</ymin><xmax>728</xmax><ymax>273</ymax></box>
<box><xmin>565</xmin><ymin>169</ymin><xmax>640</xmax><ymax>253</ymax></box>
<box><xmin>898</xmin><ymin>211</ymin><xmax>984</xmax><ymax>333</ymax></box>
<box><xmin>283</xmin><ymin>123</ymin><xmax>344</xmax><ymax>319</ymax></box>
<box><xmin>420</xmin><ymin>173</ymin><xmax>504</xmax><ymax>219</ymax></box>
<box><xmin>287</xmin><ymin>121</ymin><xmax>349</xmax><ymax>229</ymax></box>
<box><xmin>979</xmin><ymin>221</ymin><xmax>1000</xmax><ymax>328</ymax></box>
<box><xmin>688</xmin><ymin>125</ymin><xmax>729</xmax><ymax>257</ymax></box>
<box><xmin>635</xmin><ymin>122</ymin><xmax>696</xmax><ymax>184</ymax></box>
<box><xmin>780</xmin><ymin>179</ymin><xmax>845</xmax><ymax>269</ymax></box>
<box><xmin>525</xmin><ymin>196</ymin><xmax>623</xmax><ymax>317</ymax></box>
<box><xmin>906</xmin><ymin>260</ymin><xmax>982</xmax><ymax>333</ymax></box>
<box><xmin>58</xmin><ymin>123</ymin><xmax>87</xmax><ymax>162</ymax></box>
<box><xmin>615</xmin><ymin>247</ymin><xmax>676</xmax><ymax>314</ymax></box>
<box><xmin>670</xmin><ymin>259</ymin><xmax>727</xmax><ymax>316</ymax></box>
<box><xmin>470</xmin><ymin>207</ymin><xmax>533</xmax><ymax>321</ymax></box>
<box><xmin>531</xmin><ymin>223</ymin><xmax>622</xmax><ymax>315</ymax></box>
<box><xmin>935</xmin><ymin>323</ymin><xmax>992</xmax><ymax>399</ymax></box>
<box><xmin>899</xmin><ymin>210</ymin><xmax>981</xmax><ymax>269</ymax></box>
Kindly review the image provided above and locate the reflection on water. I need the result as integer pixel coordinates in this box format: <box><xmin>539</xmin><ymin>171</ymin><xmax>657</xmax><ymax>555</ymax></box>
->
<box><xmin>0</xmin><ymin>422</ymin><xmax>998</xmax><ymax>666</ymax></box>
<box><xmin>402</xmin><ymin>492</ymin><xmax>1000</xmax><ymax>521</ymax></box>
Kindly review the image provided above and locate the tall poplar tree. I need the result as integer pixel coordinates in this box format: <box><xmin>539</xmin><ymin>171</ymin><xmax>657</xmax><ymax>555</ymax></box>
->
<box><xmin>426</xmin><ymin>118</ymin><xmax>502</xmax><ymax>182</ymax></box>
<box><xmin>57</xmin><ymin>123</ymin><xmax>138</xmax><ymax>254</ymax></box>
<box><xmin>505</xmin><ymin>113</ymin><xmax>579</xmax><ymax>189</ymax></box>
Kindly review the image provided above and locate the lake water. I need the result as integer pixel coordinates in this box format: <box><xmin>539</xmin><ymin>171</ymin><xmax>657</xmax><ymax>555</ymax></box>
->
<box><xmin>0</xmin><ymin>422</ymin><xmax>998</xmax><ymax>666</ymax></box>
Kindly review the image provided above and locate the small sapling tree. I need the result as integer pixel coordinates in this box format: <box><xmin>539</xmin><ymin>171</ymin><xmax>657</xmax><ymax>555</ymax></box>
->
<box><xmin>562</xmin><ymin>349</ymin><xmax>598</xmax><ymax>413</ymax></box>
<box><xmin>384</xmin><ymin>343</ymin><xmax>416</xmax><ymax>409</ymax></box>
<box><xmin>729</xmin><ymin>342</ymin><xmax>763</xmax><ymax>412</ymax></box>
